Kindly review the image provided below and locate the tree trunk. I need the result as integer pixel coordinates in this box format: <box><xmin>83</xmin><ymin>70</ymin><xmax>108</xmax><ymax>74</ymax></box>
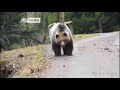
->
<box><xmin>43</xmin><ymin>16</ymin><xmax>47</xmax><ymax>43</ymax></box>
<box><xmin>98</xmin><ymin>19</ymin><xmax>102</xmax><ymax>33</ymax></box>
<box><xmin>58</xmin><ymin>12</ymin><xmax>73</xmax><ymax>34</ymax></box>
<box><xmin>58</xmin><ymin>12</ymin><xmax>64</xmax><ymax>23</ymax></box>
<box><xmin>26</xmin><ymin>12</ymin><xmax>28</xmax><ymax>31</ymax></box>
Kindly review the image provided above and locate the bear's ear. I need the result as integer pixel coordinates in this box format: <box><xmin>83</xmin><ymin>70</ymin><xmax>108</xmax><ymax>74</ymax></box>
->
<box><xmin>48</xmin><ymin>24</ymin><xmax>54</xmax><ymax>30</ymax></box>
<box><xmin>64</xmin><ymin>21</ymin><xmax>72</xmax><ymax>26</ymax></box>
<box><xmin>48</xmin><ymin>23</ymin><xmax>56</xmax><ymax>30</ymax></box>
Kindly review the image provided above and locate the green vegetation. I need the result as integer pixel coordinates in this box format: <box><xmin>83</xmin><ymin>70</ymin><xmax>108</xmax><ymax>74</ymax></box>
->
<box><xmin>0</xmin><ymin>12</ymin><xmax>120</xmax><ymax>51</ymax></box>
<box><xmin>1</xmin><ymin>12</ymin><xmax>119</xmax><ymax>78</ymax></box>
<box><xmin>73</xmin><ymin>34</ymin><xmax>97</xmax><ymax>41</ymax></box>
<box><xmin>0</xmin><ymin>44</ymin><xmax>47</xmax><ymax>78</ymax></box>
<box><xmin>65</xmin><ymin>12</ymin><xmax>120</xmax><ymax>34</ymax></box>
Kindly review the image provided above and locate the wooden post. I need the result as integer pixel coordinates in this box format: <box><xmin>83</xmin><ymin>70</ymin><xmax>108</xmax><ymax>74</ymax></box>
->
<box><xmin>58</xmin><ymin>12</ymin><xmax>73</xmax><ymax>34</ymax></box>
<box><xmin>98</xmin><ymin>19</ymin><xmax>102</xmax><ymax>33</ymax></box>
<box><xmin>58</xmin><ymin>12</ymin><xmax>64</xmax><ymax>23</ymax></box>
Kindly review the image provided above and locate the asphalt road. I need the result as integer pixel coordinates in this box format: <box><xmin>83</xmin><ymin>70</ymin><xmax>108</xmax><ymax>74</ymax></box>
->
<box><xmin>40</xmin><ymin>32</ymin><xmax>119</xmax><ymax>78</ymax></box>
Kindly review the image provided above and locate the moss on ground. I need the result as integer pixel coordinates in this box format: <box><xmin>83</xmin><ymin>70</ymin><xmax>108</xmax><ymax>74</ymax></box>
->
<box><xmin>73</xmin><ymin>34</ymin><xmax>97</xmax><ymax>41</ymax></box>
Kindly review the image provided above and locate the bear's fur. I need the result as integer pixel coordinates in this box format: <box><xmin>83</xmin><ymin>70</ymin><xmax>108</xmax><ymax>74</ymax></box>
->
<box><xmin>48</xmin><ymin>22</ymin><xmax>73</xmax><ymax>56</ymax></box>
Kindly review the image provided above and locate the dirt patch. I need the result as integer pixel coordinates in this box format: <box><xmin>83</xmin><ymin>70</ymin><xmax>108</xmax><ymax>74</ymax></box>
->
<box><xmin>0</xmin><ymin>45</ymin><xmax>47</xmax><ymax>78</ymax></box>
<box><xmin>0</xmin><ymin>63</ymin><xmax>16</xmax><ymax>78</ymax></box>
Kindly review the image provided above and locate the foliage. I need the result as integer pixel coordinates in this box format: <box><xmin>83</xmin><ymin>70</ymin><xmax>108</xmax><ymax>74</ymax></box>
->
<box><xmin>73</xmin><ymin>34</ymin><xmax>97</xmax><ymax>41</ymax></box>
<box><xmin>0</xmin><ymin>12</ymin><xmax>120</xmax><ymax>51</ymax></box>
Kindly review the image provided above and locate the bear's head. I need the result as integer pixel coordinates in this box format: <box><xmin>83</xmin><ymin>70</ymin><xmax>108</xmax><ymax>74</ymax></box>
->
<box><xmin>48</xmin><ymin>21</ymin><xmax>73</xmax><ymax>48</ymax></box>
<box><xmin>55</xmin><ymin>24</ymin><xmax>70</xmax><ymax>47</ymax></box>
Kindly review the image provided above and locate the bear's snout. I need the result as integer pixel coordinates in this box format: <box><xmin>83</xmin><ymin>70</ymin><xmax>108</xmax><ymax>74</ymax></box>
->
<box><xmin>61</xmin><ymin>45</ymin><xmax>65</xmax><ymax>47</ymax></box>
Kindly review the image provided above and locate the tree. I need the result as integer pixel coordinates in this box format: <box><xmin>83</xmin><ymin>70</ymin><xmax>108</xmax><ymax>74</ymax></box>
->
<box><xmin>95</xmin><ymin>12</ymin><xmax>110</xmax><ymax>33</ymax></box>
<box><xmin>1</xmin><ymin>12</ymin><xmax>119</xmax><ymax>51</ymax></box>
<box><xmin>58</xmin><ymin>12</ymin><xmax>64</xmax><ymax>23</ymax></box>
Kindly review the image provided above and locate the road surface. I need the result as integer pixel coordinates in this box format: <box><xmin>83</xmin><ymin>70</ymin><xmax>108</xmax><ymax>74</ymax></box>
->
<box><xmin>40</xmin><ymin>32</ymin><xmax>119</xmax><ymax>78</ymax></box>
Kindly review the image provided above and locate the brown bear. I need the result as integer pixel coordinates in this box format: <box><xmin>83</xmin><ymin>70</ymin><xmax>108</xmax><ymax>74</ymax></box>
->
<box><xmin>48</xmin><ymin>21</ymin><xmax>73</xmax><ymax>56</ymax></box>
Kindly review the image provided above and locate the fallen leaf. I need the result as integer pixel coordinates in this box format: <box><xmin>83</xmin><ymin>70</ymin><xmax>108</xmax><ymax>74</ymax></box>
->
<box><xmin>41</xmin><ymin>75</ymin><xmax>45</xmax><ymax>77</ymax></box>
<box><xmin>18</xmin><ymin>54</ymin><xmax>24</xmax><ymax>58</ymax></box>
<box><xmin>63</xmin><ymin>65</ymin><xmax>66</xmax><ymax>67</ymax></box>
<box><xmin>48</xmin><ymin>57</ymin><xmax>52</xmax><ymax>59</ymax></box>
<box><xmin>21</xmin><ymin>67</ymin><xmax>34</xmax><ymax>75</ymax></box>
<box><xmin>104</xmin><ymin>47</ymin><xmax>109</xmax><ymax>50</ymax></box>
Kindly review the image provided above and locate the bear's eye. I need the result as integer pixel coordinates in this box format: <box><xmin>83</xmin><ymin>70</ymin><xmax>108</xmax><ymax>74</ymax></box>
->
<box><xmin>56</xmin><ymin>35</ymin><xmax>59</xmax><ymax>38</ymax></box>
<box><xmin>63</xmin><ymin>33</ymin><xmax>67</xmax><ymax>36</ymax></box>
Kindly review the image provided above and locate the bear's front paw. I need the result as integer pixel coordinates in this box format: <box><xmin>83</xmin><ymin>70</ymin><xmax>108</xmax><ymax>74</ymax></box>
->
<box><xmin>55</xmin><ymin>54</ymin><xmax>61</xmax><ymax>56</ymax></box>
<box><xmin>67</xmin><ymin>53</ymin><xmax>72</xmax><ymax>56</ymax></box>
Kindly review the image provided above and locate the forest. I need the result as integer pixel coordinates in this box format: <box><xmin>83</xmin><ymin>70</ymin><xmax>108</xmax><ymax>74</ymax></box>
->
<box><xmin>0</xmin><ymin>12</ymin><xmax>120</xmax><ymax>51</ymax></box>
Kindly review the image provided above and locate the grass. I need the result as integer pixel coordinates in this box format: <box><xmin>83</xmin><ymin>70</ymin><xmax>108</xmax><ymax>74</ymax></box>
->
<box><xmin>73</xmin><ymin>33</ymin><xmax>97</xmax><ymax>41</ymax></box>
<box><xmin>18</xmin><ymin>75</ymin><xmax>33</xmax><ymax>78</ymax></box>
<box><xmin>0</xmin><ymin>44</ymin><xmax>47</xmax><ymax>78</ymax></box>
<box><xmin>0</xmin><ymin>33</ymin><xmax>97</xmax><ymax>78</ymax></box>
